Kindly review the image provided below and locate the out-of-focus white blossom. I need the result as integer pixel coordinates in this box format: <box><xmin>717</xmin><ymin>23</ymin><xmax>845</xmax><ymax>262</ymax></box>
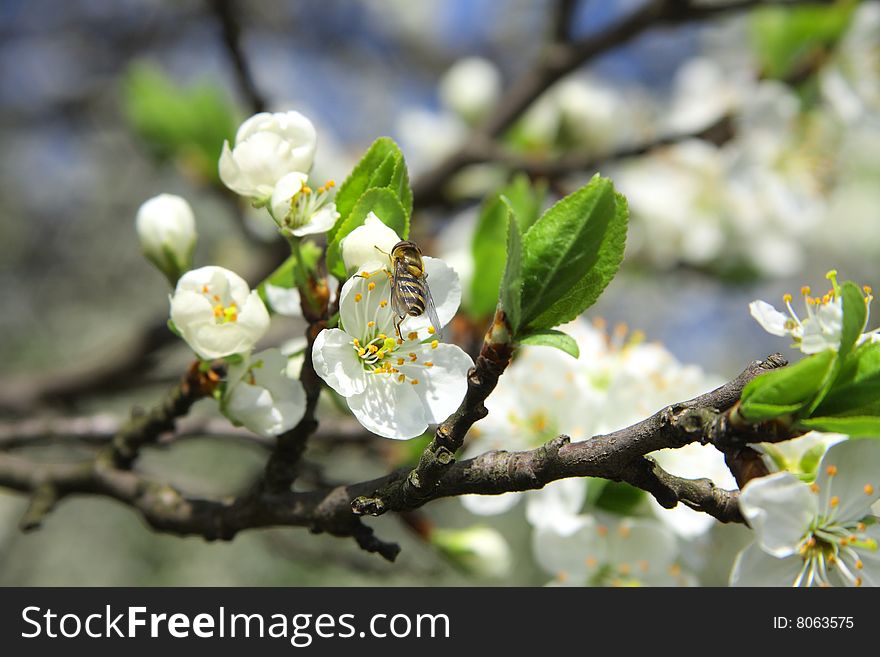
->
<box><xmin>430</xmin><ymin>526</ymin><xmax>513</xmax><ymax>579</ymax></box>
<box><xmin>438</xmin><ymin>57</ymin><xmax>502</xmax><ymax>123</ymax></box>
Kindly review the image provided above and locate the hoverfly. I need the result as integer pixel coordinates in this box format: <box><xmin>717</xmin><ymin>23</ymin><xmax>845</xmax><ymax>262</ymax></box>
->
<box><xmin>378</xmin><ymin>240</ymin><xmax>442</xmax><ymax>340</ymax></box>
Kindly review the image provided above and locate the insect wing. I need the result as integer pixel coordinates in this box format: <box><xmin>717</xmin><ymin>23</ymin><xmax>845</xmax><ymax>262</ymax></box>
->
<box><xmin>390</xmin><ymin>260</ymin><xmax>409</xmax><ymax>319</ymax></box>
<box><xmin>420</xmin><ymin>273</ymin><xmax>444</xmax><ymax>339</ymax></box>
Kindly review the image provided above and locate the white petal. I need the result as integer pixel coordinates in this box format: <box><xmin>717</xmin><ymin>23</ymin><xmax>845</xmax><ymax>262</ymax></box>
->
<box><xmin>607</xmin><ymin>518</ymin><xmax>678</xmax><ymax>573</ymax></box>
<box><xmin>525</xmin><ymin>479</ymin><xmax>587</xmax><ymax>534</ymax></box>
<box><xmin>264</xmin><ymin>284</ymin><xmax>302</xmax><ymax>317</ymax></box>
<box><xmin>311</xmin><ymin>328</ymin><xmax>367</xmax><ymax>397</ymax></box>
<box><xmin>346</xmin><ymin>375</ymin><xmax>429</xmax><ymax>439</ymax></box>
<box><xmin>218</xmin><ymin>140</ymin><xmax>247</xmax><ymax>196</ymax></box>
<box><xmin>650</xmin><ymin>498</ymin><xmax>716</xmax><ymax>539</ymax></box>
<box><xmin>290</xmin><ymin>203</ymin><xmax>339</xmax><ymax>236</ymax></box>
<box><xmin>406</xmin><ymin>343</ymin><xmax>473</xmax><ymax>424</ymax></box>
<box><xmin>460</xmin><ymin>491</ymin><xmax>522</xmax><ymax>516</ymax></box>
<box><xmin>235</xmin><ymin>291</ymin><xmax>271</xmax><ymax>339</ymax></box>
<box><xmin>739</xmin><ymin>472</ymin><xmax>816</xmax><ymax>557</ymax></box>
<box><xmin>340</xmin><ymin>213</ymin><xmax>401</xmax><ymax>273</ymax></box>
<box><xmin>532</xmin><ymin>516</ymin><xmax>602</xmax><ymax>583</ymax></box>
<box><xmin>814</xmin><ymin>439</ymin><xmax>880</xmax><ymax>522</ymax></box>
<box><xmin>338</xmin><ymin>263</ymin><xmax>396</xmax><ymax>338</ymax></box>
<box><xmin>729</xmin><ymin>542</ymin><xmax>806</xmax><ymax>587</ymax></box>
<box><xmin>269</xmin><ymin>171</ymin><xmax>307</xmax><ymax>222</ymax></box>
<box><xmin>749</xmin><ymin>300</ymin><xmax>789</xmax><ymax>337</ymax></box>
<box><xmin>398</xmin><ymin>256</ymin><xmax>461</xmax><ymax>335</ymax></box>
<box><xmin>169</xmin><ymin>289</ymin><xmax>213</xmax><ymax>335</ymax></box>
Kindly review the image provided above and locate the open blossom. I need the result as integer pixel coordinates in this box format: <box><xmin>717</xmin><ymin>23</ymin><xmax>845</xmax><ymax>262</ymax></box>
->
<box><xmin>340</xmin><ymin>213</ymin><xmax>401</xmax><ymax>273</ymax></box>
<box><xmin>749</xmin><ymin>271</ymin><xmax>875</xmax><ymax>353</ymax></box>
<box><xmin>222</xmin><ymin>348</ymin><xmax>306</xmax><ymax>437</ymax></box>
<box><xmin>269</xmin><ymin>172</ymin><xmax>339</xmax><ymax>237</ymax></box>
<box><xmin>731</xmin><ymin>439</ymin><xmax>880</xmax><ymax>587</ymax></box>
<box><xmin>135</xmin><ymin>193</ymin><xmax>196</xmax><ymax>283</ymax></box>
<box><xmin>170</xmin><ymin>266</ymin><xmax>270</xmax><ymax>360</ymax></box>
<box><xmin>219</xmin><ymin>111</ymin><xmax>317</xmax><ymax>202</ymax></box>
<box><xmin>533</xmin><ymin>514</ymin><xmax>694</xmax><ymax>587</ymax></box>
<box><xmin>312</xmin><ymin>254</ymin><xmax>471</xmax><ymax>439</ymax></box>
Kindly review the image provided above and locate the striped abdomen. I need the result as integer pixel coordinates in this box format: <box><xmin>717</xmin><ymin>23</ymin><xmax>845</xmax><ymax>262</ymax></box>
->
<box><xmin>396</xmin><ymin>266</ymin><xmax>426</xmax><ymax>317</ymax></box>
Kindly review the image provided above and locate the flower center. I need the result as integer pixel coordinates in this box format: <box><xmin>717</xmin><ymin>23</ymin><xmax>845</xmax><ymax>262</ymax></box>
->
<box><xmin>795</xmin><ymin>519</ymin><xmax>877</xmax><ymax>587</ymax></box>
<box><xmin>284</xmin><ymin>180</ymin><xmax>335</xmax><ymax>231</ymax></box>
<box><xmin>200</xmin><ymin>284</ymin><xmax>238</xmax><ymax>324</ymax></box>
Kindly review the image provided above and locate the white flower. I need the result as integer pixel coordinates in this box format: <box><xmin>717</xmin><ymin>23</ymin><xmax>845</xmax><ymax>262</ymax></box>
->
<box><xmin>533</xmin><ymin>515</ymin><xmax>693</xmax><ymax>587</ymax></box>
<box><xmin>219</xmin><ymin>111</ymin><xmax>317</xmax><ymax>202</ymax></box>
<box><xmin>759</xmin><ymin>432</ymin><xmax>848</xmax><ymax>476</ymax></box>
<box><xmin>340</xmin><ymin>213</ymin><xmax>401</xmax><ymax>273</ymax></box>
<box><xmin>170</xmin><ymin>266</ymin><xmax>270</xmax><ymax>360</ymax></box>
<box><xmin>460</xmin><ymin>344</ymin><xmax>598</xmax><ymax>530</ymax></box>
<box><xmin>135</xmin><ymin>193</ymin><xmax>196</xmax><ymax>283</ymax></box>
<box><xmin>749</xmin><ymin>271</ymin><xmax>874</xmax><ymax>354</ymax></box>
<box><xmin>312</xmin><ymin>255</ymin><xmax>471</xmax><ymax>439</ymax></box>
<box><xmin>430</xmin><ymin>526</ymin><xmax>513</xmax><ymax>579</ymax></box>
<box><xmin>269</xmin><ymin>172</ymin><xmax>339</xmax><ymax>237</ymax></box>
<box><xmin>223</xmin><ymin>348</ymin><xmax>306</xmax><ymax>437</ymax></box>
<box><xmin>649</xmin><ymin>443</ymin><xmax>737</xmax><ymax>539</ymax></box>
<box><xmin>438</xmin><ymin>57</ymin><xmax>501</xmax><ymax>123</ymax></box>
<box><xmin>731</xmin><ymin>439</ymin><xmax>880</xmax><ymax>587</ymax></box>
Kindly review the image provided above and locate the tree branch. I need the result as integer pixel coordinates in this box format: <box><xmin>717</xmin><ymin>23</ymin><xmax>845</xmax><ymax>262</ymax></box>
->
<box><xmin>208</xmin><ymin>0</ymin><xmax>267</xmax><ymax>114</ymax></box>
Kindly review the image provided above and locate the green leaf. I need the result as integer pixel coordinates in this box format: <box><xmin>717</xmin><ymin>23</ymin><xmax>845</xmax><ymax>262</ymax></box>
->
<box><xmin>500</xmin><ymin>210</ymin><xmax>523</xmax><ymax>332</ymax></box>
<box><xmin>470</xmin><ymin>195</ymin><xmax>512</xmax><ymax>318</ymax></box>
<box><xmin>501</xmin><ymin>173</ymin><xmax>546</xmax><ymax>232</ymax></box>
<box><xmin>326</xmin><ymin>188</ymin><xmax>408</xmax><ymax>278</ymax></box>
<box><xmin>750</xmin><ymin>1</ymin><xmax>856</xmax><ymax>81</ymax></box>
<box><xmin>838</xmin><ymin>281</ymin><xmax>867</xmax><ymax>362</ymax></box>
<box><xmin>739</xmin><ymin>350</ymin><xmax>836</xmax><ymax>422</ymax></box>
<box><xmin>594</xmin><ymin>481</ymin><xmax>645</xmax><ymax>515</ymax></box>
<box><xmin>516</xmin><ymin>329</ymin><xmax>579</xmax><ymax>359</ymax></box>
<box><xmin>524</xmin><ymin>186</ymin><xmax>628</xmax><ymax>330</ymax></box>
<box><xmin>330</xmin><ymin>138</ymin><xmax>410</xmax><ymax>241</ymax></box>
<box><xmin>814</xmin><ymin>342</ymin><xmax>880</xmax><ymax>416</ymax></box>
<box><xmin>797</xmin><ymin>416</ymin><xmax>880</xmax><ymax>437</ymax></box>
<box><xmin>121</xmin><ymin>63</ymin><xmax>238</xmax><ymax>182</ymax></box>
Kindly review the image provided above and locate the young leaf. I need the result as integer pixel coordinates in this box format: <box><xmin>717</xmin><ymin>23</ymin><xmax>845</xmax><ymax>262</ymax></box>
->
<box><xmin>739</xmin><ymin>350</ymin><xmax>836</xmax><ymax>422</ymax></box>
<box><xmin>525</xmin><ymin>189</ymin><xmax>628</xmax><ymax>330</ymax></box>
<box><xmin>390</xmin><ymin>157</ymin><xmax>413</xmax><ymax>218</ymax></box>
<box><xmin>470</xmin><ymin>195</ymin><xmax>512</xmax><ymax>318</ymax></box>
<box><xmin>796</xmin><ymin>416</ymin><xmax>880</xmax><ymax>437</ymax></box>
<box><xmin>500</xmin><ymin>210</ymin><xmax>523</xmax><ymax>333</ymax></box>
<box><xmin>501</xmin><ymin>173</ymin><xmax>546</xmax><ymax>232</ymax></box>
<box><xmin>813</xmin><ymin>342</ymin><xmax>880</xmax><ymax>416</ymax></box>
<box><xmin>516</xmin><ymin>329</ymin><xmax>579</xmax><ymax>359</ymax></box>
<box><xmin>838</xmin><ymin>281</ymin><xmax>867</xmax><ymax>362</ymax></box>
<box><xmin>331</xmin><ymin>138</ymin><xmax>408</xmax><ymax>240</ymax></box>
<box><xmin>326</xmin><ymin>188</ymin><xmax>408</xmax><ymax>278</ymax></box>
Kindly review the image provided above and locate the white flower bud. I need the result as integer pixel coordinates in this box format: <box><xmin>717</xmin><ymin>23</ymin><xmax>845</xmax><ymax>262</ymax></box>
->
<box><xmin>223</xmin><ymin>348</ymin><xmax>306</xmax><ymax>437</ymax></box>
<box><xmin>438</xmin><ymin>57</ymin><xmax>501</xmax><ymax>123</ymax></box>
<box><xmin>219</xmin><ymin>111</ymin><xmax>317</xmax><ymax>202</ymax></box>
<box><xmin>135</xmin><ymin>193</ymin><xmax>196</xmax><ymax>284</ymax></box>
<box><xmin>340</xmin><ymin>212</ymin><xmax>400</xmax><ymax>273</ymax></box>
<box><xmin>431</xmin><ymin>526</ymin><xmax>512</xmax><ymax>579</ymax></box>
<box><xmin>169</xmin><ymin>266</ymin><xmax>270</xmax><ymax>360</ymax></box>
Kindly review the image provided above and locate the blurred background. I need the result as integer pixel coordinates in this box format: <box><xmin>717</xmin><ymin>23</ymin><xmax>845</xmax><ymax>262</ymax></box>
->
<box><xmin>0</xmin><ymin>0</ymin><xmax>877</xmax><ymax>585</ymax></box>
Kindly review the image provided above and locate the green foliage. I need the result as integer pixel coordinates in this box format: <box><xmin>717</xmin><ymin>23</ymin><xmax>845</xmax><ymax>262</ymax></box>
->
<box><xmin>593</xmin><ymin>480</ymin><xmax>645</xmax><ymax>515</ymax></box>
<box><xmin>499</xmin><ymin>209</ymin><xmax>523</xmax><ymax>333</ymax></box>
<box><xmin>750</xmin><ymin>0</ymin><xmax>856</xmax><ymax>81</ymax></box>
<box><xmin>122</xmin><ymin>63</ymin><xmax>238</xmax><ymax>182</ymax></box>
<box><xmin>470</xmin><ymin>176</ymin><xmax>547</xmax><ymax>318</ymax></box>
<box><xmin>797</xmin><ymin>416</ymin><xmax>880</xmax><ymax>437</ymax></box>
<box><xmin>739</xmin><ymin>350</ymin><xmax>836</xmax><ymax>422</ymax></box>
<box><xmin>516</xmin><ymin>329</ymin><xmax>579</xmax><ymax>359</ymax></box>
<box><xmin>520</xmin><ymin>177</ymin><xmax>628</xmax><ymax>330</ymax></box>
<box><xmin>330</xmin><ymin>137</ymin><xmax>412</xmax><ymax>244</ymax></box>
<box><xmin>326</xmin><ymin>188</ymin><xmax>408</xmax><ymax>278</ymax></box>
<box><xmin>258</xmin><ymin>241</ymin><xmax>322</xmax><ymax>312</ymax></box>
<box><xmin>814</xmin><ymin>342</ymin><xmax>880</xmax><ymax>416</ymax></box>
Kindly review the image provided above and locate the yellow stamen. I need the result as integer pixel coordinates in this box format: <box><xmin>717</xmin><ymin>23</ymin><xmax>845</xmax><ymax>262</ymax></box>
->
<box><xmin>397</xmin><ymin>358</ymin><xmax>405</xmax><ymax>366</ymax></box>
<box><xmin>379</xmin><ymin>299</ymin><xmax>388</xmax><ymax>308</ymax></box>
<box><xmin>408</xmin><ymin>331</ymin><xmax>418</xmax><ymax>341</ymax></box>
<box><xmin>408</xmin><ymin>352</ymin><xmax>417</xmax><ymax>362</ymax></box>
<box><xmin>358</xmin><ymin>348</ymin><xmax>366</xmax><ymax>357</ymax></box>
<box><xmin>424</xmin><ymin>361</ymin><xmax>433</xmax><ymax>367</ymax></box>
<box><xmin>865</xmin><ymin>484</ymin><xmax>875</xmax><ymax>495</ymax></box>
<box><xmin>810</xmin><ymin>482</ymin><xmax>820</xmax><ymax>493</ymax></box>
<box><xmin>428</xmin><ymin>326</ymin><xmax>436</xmax><ymax>335</ymax></box>
<box><xmin>431</xmin><ymin>340</ymin><xmax>439</xmax><ymax>349</ymax></box>
<box><xmin>856</xmin><ymin>560</ymin><xmax>864</xmax><ymax>570</ymax></box>
<box><xmin>354</xmin><ymin>293</ymin><xmax>363</xmax><ymax>303</ymax></box>
<box><xmin>367</xmin><ymin>320</ymin><xmax>375</xmax><ymax>328</ymax></box>
<box><xmin>368</xmin><ymin>282</ymin><xmax>376</xmax><ymax>291</ymax></box>
<box><xmin>784</xmin><ymin>293</ymin><xmax>793</xmax><ymax>303</ymax></box>
<box><xmin>826</xmin><ymin>465</ymin><xmax>838</xmax><ymax>477</ymax></box>
<box><xmin>830</xmin><ymin>496</ymin><xmax>840</xmax><ymax>508</ymax></box>
<box><xmin>411</xmin><ymin>379</ymin><xmax>419</xmax><ymax>385</ymax></box>
<box><xmin>368</xmin><ymin>345</ymin><xmax>378</xmax><ymax>353</ymax></box>
<box><xmin>397</xmin><ymin>374</ymin><xmax>405</xmax><ymax>382</ymax></box>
